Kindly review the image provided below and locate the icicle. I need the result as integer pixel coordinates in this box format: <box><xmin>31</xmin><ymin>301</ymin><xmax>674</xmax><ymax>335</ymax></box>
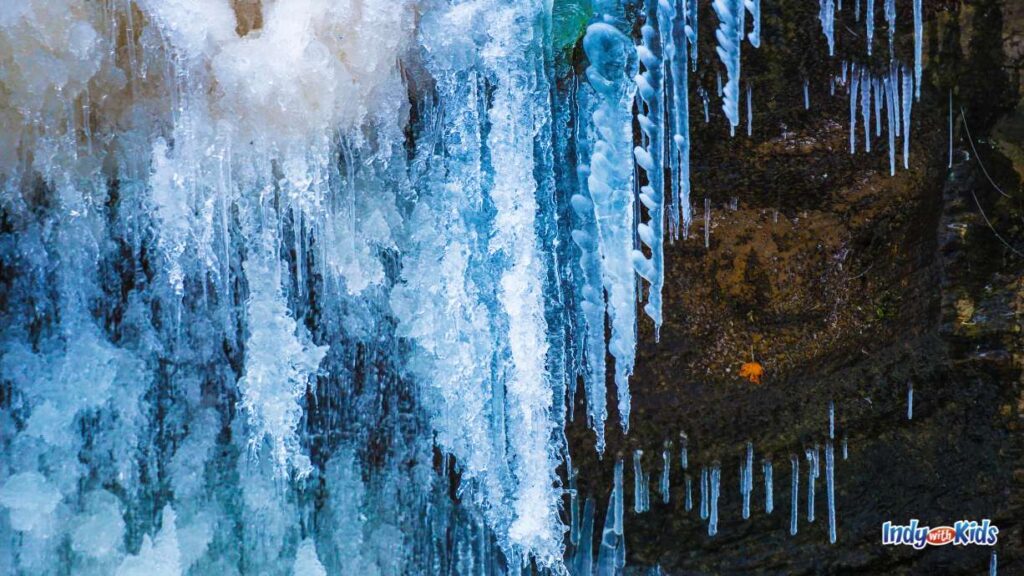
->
<box><xmin>884</xmin><ymin>0</ymin><xmax>895</xmax><ymax>56</ymax></box>
<box><xmin>763</xmin><ymin>459</ymin><xmax>774</xmax><ymax>514</ymax></box>
<box><xmin>948</xmin><ymin>90</ymin><xmax>954</xmax><ymax>168</ymax></box>
<box><xmin>842</xmin><ymin>435</ymin><xmax>849</xmax><ymax>460</ymax></box>
<box><xmin>861</xmin><ymin>69</ymin><xmax>872</xmax><ymax>152</ymax></box>
<box><xmin>831</xmin><ymin>77</ymin><xmax>836</xmax><ymax>96</ymax></box>
<box><xmin>741</xmin><ymin>441</ymin><xmax>754</xmax><ymax>519</ymax></box>
<box><xmin>634</xmin><ymin>450</ymin><xmax>646</xmax><ymax>514</ymax></box>
<box><xmin>805</xmin><ymin>448</ymin><xmax>816</xmax><ymax>523</ymax></box>
<box><xmin>597</xmin><ymin>459</ymin><xmax>626</xmax><ymax>575</ymax></box>
<box><xmin>849</xmin><ymin>66</ymin><xmax>860</xmax><ymax>154</ymax></box>
<box><xmin>855</xmin><ymin>0</ymin><xmax>861</xmax><ymax>22</ymax></box>
<box><xmin>829</xmin><ymin>400</ymin><xmax>835</xmax><ymax>439</ymax></box>
<box><xmin>716</xmin><ymin>71</ymin><xmax>723</xmax><ymax>97</ymax></box>
<box><xmin>660</xmin><ymin>442</ymin><xmax>672</xmax><ymax>504</ymax></box>
<box><xmin>907</xmin><ymin>381</ymin><xmax>914</xmax><ymax>420</ymax></box>
<box><xmin>746</xmin><ymin>83</ymin><xmax>753</xmax><ymax>137</ymax></box>
<box><xmin>746</xmin><ymin>0</ymin><xmax>762</xmax><ymax>48</ymax></box>
<box><xmin>665</xmin><ymin>0</ymin><xmax>693</xmax><ymax>239</ymax></box>
<box><xmin>885</xmin><ymin>74</ymin><xmax>897</xmax><ymax>176</ymax></box>
<box><xmin>819</xmin><ymin>0</ymin><xmax>836</xmax><ymax>56</ymax></box>
<box><xmin>701</xmin><ymin>88</ymin><xmax>711</xmax><ymax>122</ymax></box>
<box><xmin>804</xmin><ymin>78</ymin><xmax>811</xmax><ymax>110</ymax></box>
<box><xmin>574</xmin><ymin>498</ymin><xmax>596</xmax><ymax>576</ymax></box>
<box><xmin>687</xmin><ymin>0</ymin><xmax>700</xmax><ymax>70</ymax></box>
<box><xmin>902</xmin><ymin>66</ymin><xmax>913</xmax><ymax>170</ymax></box>
<box><xmin>826</xmin><ymin>442</ymin><xmax>836</xmax><ymax>544</ymax></box>
<box><xmin>866</xmin><ymin>0</ymin><xmax>875</xmax><ymax>56</ymax></box>
<box><xmin>913</xmin><ymin>0</ymin><xmax>922</xmax><ymax>100</ymax></box>
<box><xmin>708</xmin><ymin>463</ymin><xmax>721</xmax><ymax>536</ymax></box>
<box><xmin>583</xmin><ymin>19</ymin><xmax>639</xmax><ymax>439</ymax></box>
<box><xmin>679</xmin><ymin>432</ymin><xmax>689</xmax><ymax>470</ymax></box>
<box><xmin>684</xmin><ymin>474</ymin><xmax>693</xmax><ymax>511</ymax></box>
<box><xmin>990</xmin><ymin>550</ymin><xmax>998</xmax><ymax>576</ymax></box>
<box><xmin>790</xmin><ymin>455</ymin><xmax>800</xmax><ymax>535</ymax></box>
<box><xmin>633</xmin><ymin>0</ymin><xmax>667</xmax><ymax>340</ymax></box>
<box><xmin>700</xmin><ymin>466</ymin><xmax>709</xmax><ymax>519</ymax></box>
<box><xmin>713</xmin><ymin>0</ymin><xmax>744</xmax><ymax>134</ymax></box>
<box><xmin>842</xmin><ymin>61</ymin><xmax>849</xmax><ymax>85</ymax></box>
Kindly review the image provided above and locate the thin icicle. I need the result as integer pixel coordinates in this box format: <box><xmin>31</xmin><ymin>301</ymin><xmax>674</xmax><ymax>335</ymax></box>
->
<box><xmin>664</xmin><ymin>0</ymin><xmax>693</xmax><ymax>239</ymax></box>
<box><xmin>790</xmin><ymin>455</ymin><xmax>800</xmax><ymax>536</ymax></box>
<box><xmin>699</xmin><ymin>466</ymin><xmax>709</xmax><ymax>519</ymax></box>
<box><xmin>684</xmin><ymin>474</ymin><xmax>693</xmax><ymax>511</ymax></box>
<box><xmin>866</xmin><ymin>0</ymin><xmax>875</xmax><ymax>56</ymax></box>
<box><xmin>704</xmin><ymin>198</ymin><xmax>711</xmax><ymax>249</ymax></box>
<box><xmin>902</xmin><ymin>66</ymin><xmax>913</xmax><ymax>170</ymax></box>
<box><xmin>849</xmin><ymin>66</ymin><xmax>860</xmax><ymax>154</ymax></box>
<box><xmin>829</xmin><ymin>400</ymin><xmax>836</xmax><ymax>439</ymax></box>
<box><xmin>804</xmin><ymin>78</ymin><xmax>811</xmax><ymax>110</ymax></box>
<box><xmin>806</xmin><ymin>448</ymin><xmax>816</xmax><ymax>523</ymax></box>
<box><xmin>708</xmin><ymin>463</ymin><xmax>721</xmax><ymax>536</ymax></box>
<box><xmin>885</xmin><ymin>74</ymin><xmax>897</xmax><ymax>176</ymax></box>
<box><xmin>661</xmin><ymin>443</ymin><xmax>672</xmax><ymax>504</ymax></box>
<box><xmin>842</xmin><ymin>435</ymin><xmax>849</xmax><ymax>460</ymax></box>
<box><xmin>826</xmin><ymin>442</ymin><xmax>836</xmax><ymax>544</ymax></box>
<box><xmin>741</xmin><ymin>441</ymin><xmax>754</xmax><ymax>519</ymax></box>
<box><xmin>884</xmin><ymin>0</ymin><xmax>896</xmax><ymax>56</ymax></box>
<box><xmin>634</xmin><ymin>449</ymin><xmax>646</xmax><ymax>513</ymax></box>
<box><xmin>913</xmin><ymin>0</ymin><xmax>922</xmax><ymax>100</ymax></box>
<box><xmin>990</xmin><ymin>550</ymin><xmax>998</xmax><ymax>576</ymax></box>
<box><xmin>861</xmin><ymin>69</ymin><xmax>872</xmax><ymax>152</ymax></box>
<box><xmin>688</xmin><ymin>0</ymin><xmax>700</xmax><ymax>70</ymax></box>
<box><xmin>763</xmin><ymin>459</ymin><xmax>774</xmax><ymax>514</ymax></box>
<box><xmin>907</xmin><ymin>381</ymin><xmax>914</xmax><ymax>420</ymax></box>
<box><xmin>746</xmin><ymin>83</ymin><xmax>753</xmax><ymax>137</ymax></box>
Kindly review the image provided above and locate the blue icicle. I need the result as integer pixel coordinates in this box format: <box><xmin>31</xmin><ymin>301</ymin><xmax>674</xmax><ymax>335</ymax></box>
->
<box><xmin>850</xmin><ymin>65</ymin><xmax>859</xmax><ymax>154</ymax></box>
<box><xmin>790</xmin><ymin>455</ymin><xmax>800</xmax><ymax>535</ymax></box>
<box><xmin>746</xmin><ymin>0</ymin><xmax>762</xmax><ymax>48</ymax></box>
<box><xmin>713</xmin><ymin>0</ymin><xmax>744</xmax><ymax>134</ymax></box>
<box><xmin>907</xmin><ymin>381</ymin><xmax>914</xmax><ymax>420</ymax></box>
<box><xmin>914</xmin><ymin>0</ymin><xmax>922</xmax><ymax>100</ymax></box>
<box><xmin>764</xmin><ymin>459</ymin><xmax>774</xmax><ymax>514</ymax></box>
<box><xmin>709</xmin><ymin>463</ymin><xmax>721</xmax><ymax>536</ymax></box>
<box><xmin>826</xmin><ymin>442</ymin><xmax>836</xmax><ymax>543</ymax></box>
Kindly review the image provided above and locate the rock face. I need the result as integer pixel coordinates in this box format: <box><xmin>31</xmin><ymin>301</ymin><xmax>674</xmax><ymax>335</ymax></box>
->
<box><xmin>565</xmin><ymin>1</ymin><xmax>1023</xmax><ymax>573</ymax></box>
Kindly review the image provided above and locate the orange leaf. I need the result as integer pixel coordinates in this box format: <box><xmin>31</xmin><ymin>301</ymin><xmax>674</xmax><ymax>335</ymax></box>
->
<box><xmin>739</xmin><ymin>361</ymin><xmax>763</xmax><ymax>385</ymax></box>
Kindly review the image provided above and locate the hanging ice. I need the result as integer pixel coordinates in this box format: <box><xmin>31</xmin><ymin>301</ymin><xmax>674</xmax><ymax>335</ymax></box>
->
<box><xmin>806</xmin><ymin>448</ymin><xmax>817</xmax><ymax>523</ymax></box>
<box><xmin>741</xmin><ymin>441</ymin><xmax>754</xmax><ymax>519</ymax></box>
<box><xmin>902</xmin><ymin>66</ymin><xmax>914</xmax><ymax>169</ymax></box>
<box><xmin>862</xmin><ymin>69</ymin><xmax>873</xmax><ymax>152</ymax></box>
<box><xmin>661</xmin><ymin>443</ymin><xmax>672</xmax><ymax>503</ymax></box>
<box><xmin>819</xmin><ymin>0</ymin><xmax>836</xmax><ymax>56</ymax></box>
<box><xmin>866</xmin><ymin>0</ymin><xmax>876</xmax><ymax>56</ymax></box>
<box><xmin>709</xmin><ymin>463</ymin><xmax>722</xmax><ymax>536</ymax></box>
<box><xmin>914</xmin><ymin>0</ymin><xmax>922</xmax><ymax>100</ymax></box>
<box><xmin>764</xmin><ymin>459</ymin><xmax>774</xmax><ymax>514</ymax></box>
<box><xmin>583</xmin><ymin>16</ymin><xmax>639</xmax><ymax>436</ymax></box>
<box><xmin>826</xmin><ymin>442</ymin><xmax>837</xmax><ymax>544</ymax></box>
<box><xmin>790</xmin><ymin>455</ymin><xmax>800</xmax><ymax>535</ymax></box>
<box><xmin>596</xmin><ymin>459</ymin><xmax>626</xmax><ymax>575</ymax></box>
<box><xmin>713</xmin><ymin>0</ymin><xmax>745</xmax><ymax>134</ymax></box>
<box><xmin>849</xmin><ymin>66</ymin><xmax>860</xmax><ymax>154</ymax></box>
<box><xmin>746</xmin><ymin>0</ymin><xmax>762</xmax><ymax>47</ymax></box>
<box><xmin>634</xmin><ymin>449</ymin><xmax>647</xmax><ymax>513</ymax></box>
<box><xmin>634</xmin><ymin>0</ymin><xmax>668</xmax><ymax>339</ymax></box>
<box><xmin>908</xmin><ymin>381</ymin><xmax>915</xmax><ymax>420</ymax></box>
<box><xmin>804</xmin><ymin>78</ymin><xmax>811</xmax><ymax>110</ymax></box>
<box><xmin>884</xmin><ymin>0</ymin><xmax>896</xmax><ymax>55</ymax></box>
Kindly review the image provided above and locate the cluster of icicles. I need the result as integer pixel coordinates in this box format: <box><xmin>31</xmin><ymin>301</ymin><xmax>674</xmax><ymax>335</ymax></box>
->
<box><xmin>0</xmin><ymin>0</ymin><xmax>937</xmax><ymax>573</ymax></box>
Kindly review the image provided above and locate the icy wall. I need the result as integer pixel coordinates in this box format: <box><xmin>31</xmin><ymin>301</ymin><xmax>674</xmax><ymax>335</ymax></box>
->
<box><xmin>0</xmin><ymin>0</ymin><xmax>926</xmax><ymax>574</ymax></box>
